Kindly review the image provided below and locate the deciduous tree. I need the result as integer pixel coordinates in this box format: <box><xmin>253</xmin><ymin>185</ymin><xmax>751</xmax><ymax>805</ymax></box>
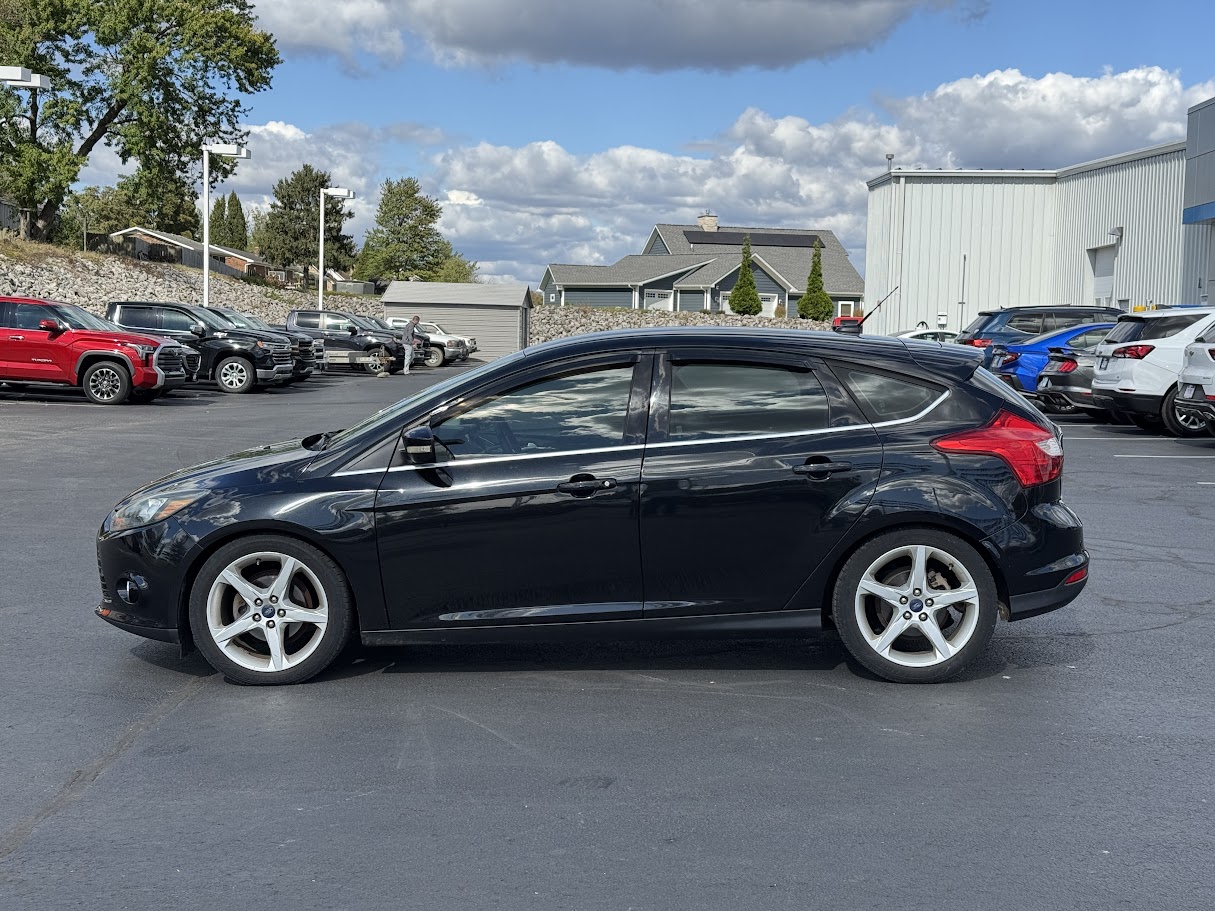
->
<box><xmin>0</xmin><ymin>0</ymin><xmax>278</xmax><ymax>240</ymax></box>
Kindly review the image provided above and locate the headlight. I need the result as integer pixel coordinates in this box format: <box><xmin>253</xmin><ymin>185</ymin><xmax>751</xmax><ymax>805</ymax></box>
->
<box><xmin>255</xmin><ymin>340</ymin><xmax>266</xmax><ymax>348</ymax></box>
<box><xmin>110</xmin><ymin>491</ymin><xmax>206</xmax><ymax>532</ymax></box>
<box><xmin>130</xmin><ymin>344</ymin><xmax>156</xmax><ymax>359</ymax></box>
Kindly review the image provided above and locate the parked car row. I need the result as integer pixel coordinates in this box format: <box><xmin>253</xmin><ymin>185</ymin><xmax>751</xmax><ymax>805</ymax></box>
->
<box><xmin>969</xmin><ymin>306</ymin><xmax>1215</xmax><ymax>437</ymax></box>
<box><xmin>0</xmin><ymin>296</ymin><xmax>469</xmax><ymax>406</ymax></box>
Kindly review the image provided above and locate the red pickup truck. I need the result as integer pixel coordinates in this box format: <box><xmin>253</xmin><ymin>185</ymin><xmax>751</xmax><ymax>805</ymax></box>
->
<box><xmin>0</xmin><ymin>296</ymin><xmax>189</xmax><ymax>404</ymax></box>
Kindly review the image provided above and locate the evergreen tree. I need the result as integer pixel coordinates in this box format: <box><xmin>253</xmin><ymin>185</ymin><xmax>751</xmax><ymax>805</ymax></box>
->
<box><xmin>209</xmin><ymin>194</ymin><xmax>229</xmax><ymax>245</ymax></box>
<box><xmin>353</xmin><ymin>177</ymin><xmax>450</xmax><ymax>281</ymax></box>
<box><xmin>797</xmin><ymin>238</ymin><xmax>835</xmax><ymax>321</ymax></box>
<box><xmin>259</xmin><ymin>164</ymin><xmax>355</xmax><ymax>272</ymax></box>
<box><xmin>224</xmin><ymin>192</ymin><xmax>249</xmax><ymax>250</ymax></box>
<box><xmin>728</xmin><ymin>235</ymin><xmax>763</xmax><ymax>316</ymax></box>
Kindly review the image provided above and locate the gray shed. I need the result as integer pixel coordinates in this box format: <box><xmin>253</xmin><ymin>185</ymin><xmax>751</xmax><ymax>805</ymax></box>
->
<box><xmin>381</xmin><ymin>282</ymin><xmax>532</xmax><ymax>360</ymax></box>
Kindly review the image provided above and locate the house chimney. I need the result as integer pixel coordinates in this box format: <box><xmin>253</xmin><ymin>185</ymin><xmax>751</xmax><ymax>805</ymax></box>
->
<box><xmin>697</xmin><ymin>211</ymin><xmax>718</xmax><ymax>232</ymax></box>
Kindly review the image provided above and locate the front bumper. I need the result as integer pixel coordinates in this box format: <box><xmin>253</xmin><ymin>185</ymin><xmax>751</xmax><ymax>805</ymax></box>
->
<box><xmin>257</xmin><ymin>363</ymin><xmax>295</xmax><ymax>383</ymax></box>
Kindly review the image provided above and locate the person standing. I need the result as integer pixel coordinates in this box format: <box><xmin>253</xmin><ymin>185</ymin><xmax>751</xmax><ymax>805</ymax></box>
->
<box><xmin>401</xmin><ymin>315</ymin><xmax>430</xmax><ymax>375</ymax></box>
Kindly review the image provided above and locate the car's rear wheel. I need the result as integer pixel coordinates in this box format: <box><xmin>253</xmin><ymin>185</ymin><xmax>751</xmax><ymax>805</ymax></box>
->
<box><xmin>215</xmin><ymin>356</ymin><xmax>255</xmax><ymax>393</ymax></box>
<box><xmin>82</xmin><ymin>361</ymin><xmax>132</xmax><ymax>405</ymax></box>
<box><xmin>1160</xmin><ymin>387</ymin><xmax>1208</xmax><ymax>438</ymax></box>
<box><xmin>832</xmin><ymin>529</ymin><xmax>998</xmax><ymax>683</ymax></box>
<box><xmin>189</xmin><ymin>536</ymin><xmax>353</xmax><ymax>685</ymax></box>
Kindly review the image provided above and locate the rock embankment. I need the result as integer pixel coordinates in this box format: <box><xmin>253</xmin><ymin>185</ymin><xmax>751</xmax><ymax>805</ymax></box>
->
<box><xmin>0</xmin><ymin>240</ymin><xmax>832</xmax><ymax>338</ymax></box>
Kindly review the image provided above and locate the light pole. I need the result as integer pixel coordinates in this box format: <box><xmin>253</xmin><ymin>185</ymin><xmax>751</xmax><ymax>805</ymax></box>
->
<box><xmin>200</xmin><ymin>143</ymin><xmax>250</xmax><ymax>308</ymax></box>
<box><xmin>318</xmin><ymin>187</ymin><xmax>354</xmax><ymax>310</ymax></box>
<box><xmin>2</xmin><ymin>67</ymin><xmax>50</xmax><ymax>238</ymax></box>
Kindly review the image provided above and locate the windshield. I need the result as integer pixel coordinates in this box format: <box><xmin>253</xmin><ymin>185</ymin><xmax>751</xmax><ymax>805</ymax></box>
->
<box><xmin>1104</xmin><ymin>313</ymin><xmax>1211</xmax><ymax>344</ymax></box>
<box><xmin>49</xmin><ymin>304</ymin><xmax>123</xmax><ymax>332</ymax></box>
<box><xmin>349</xmin><ymin>314</ymin><xmax>390</xmax><ymax>333</ymax></box>
<box><xmin>192</xmin><ymin>307</ymin><xmax>237</xmax><ymax>330</ymax></box>
<box><xmin>962</xmin><ymin>313</ymin><xmax>997</xmax><ymax>334</ymax></box>
<box><xmin>325</xmin><ymin>351</ymin><xmax>526</xmax><ymax>448</ymax></box>
<box><xmin>216</xmin><ymin>309</ymin><xmax>256</xmax><ymax>330</ymax></box>
<box><xmin>363</xmin><ymin>316</ymin><xmax>394</xmax><ymax>331</ymax></box>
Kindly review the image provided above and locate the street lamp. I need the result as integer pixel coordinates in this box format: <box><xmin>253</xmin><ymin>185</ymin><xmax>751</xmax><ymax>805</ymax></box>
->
<box><xmin>3</xmin><ymin>67</ymin><xmax>50</xmax><ymax>238</ymax></box>
<box><xmin>0</xmin><ymin>66</ymin><xmax>50</xmax><ymax>90</ymax></box>
<box><xmin>200</xmin><ymin>143</ymin><xmax>250</xmax><ymax>308</ymax></box>
<box><xmin>318</xmin><ymin>187</ymin><xmax>354</xmax><ymax>310</ymax></box>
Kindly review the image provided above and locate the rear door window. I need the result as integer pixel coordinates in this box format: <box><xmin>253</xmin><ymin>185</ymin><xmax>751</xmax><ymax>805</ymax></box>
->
<box><xmin>116</xmin><ymin>307</ymin><xmax>159</xmax><ymax>330</ymax></box>
<box><xmin>1005</xmin><ymin>313</ymin><xmax>1043</xmax><ymax>334</ymax></box>
<box><xmin>832</xmin><ymin>366</ymin><xmax>944</xmax><ymax>423</ymax></box>
<box><xmin>666</xmin><ymin>362</ymin><xmax>830</xmax><ymax>440</ymax></box>
<box><xmin>159</xmin><ymin>309</ymin><xmax>197</xmax><ymax>332</ymax></box>
<box><xmin>293</xmin><ymin>312</ymin><xmax>320</xmax><ymax>329</ymax></box>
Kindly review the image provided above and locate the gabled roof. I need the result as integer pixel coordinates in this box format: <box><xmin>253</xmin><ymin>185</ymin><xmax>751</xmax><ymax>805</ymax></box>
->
<box><xmin>547</xmin><ymin>254</ymin><xmax>714</xmax><ymax>286</ymax></box>
<box><xmin>109</xmin><ymin>226</ymin><xmax>268</xmax><ymax>265</ymax></box>
<box><xmin>382</xmin><ymin>281</ymin><xmax>532</xmax><ymax>308</ymax></box>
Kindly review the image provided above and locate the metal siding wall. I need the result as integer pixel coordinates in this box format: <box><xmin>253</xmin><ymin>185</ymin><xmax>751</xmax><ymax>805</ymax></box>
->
<box><xmin>384</xmin><ymin>303</ymin><xmax>522</xmax><ymax>359</ymax></box>
<box><xmin>1054</xmin><ymin>151</ymin><xmax>1186</xmax><ymax>308</ymax></box>
<box><xmin>562</xmin><ymin>288</ymin><xmax>634</xmax><ymax>308</ymax></box>
<box><xmin>872</xmin><ymin>176</ymin><xmax>1055</xmax><ymax>335</ymax></box>
<box><xmin>1182</xmin><ymin>223</ymin><xmax>1215</xmax><ymax>304</ymax></box>
<box><xmin>676</xmin><ymin>290</ymin><xmax>705</xmax><ymax>311</ymax></box>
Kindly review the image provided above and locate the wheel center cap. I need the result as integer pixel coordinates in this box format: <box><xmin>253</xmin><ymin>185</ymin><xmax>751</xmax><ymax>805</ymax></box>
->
<box><xmin>910</xmin><ymin>599</ymin><xmax>924</xmax><ymax>611</ymax></box>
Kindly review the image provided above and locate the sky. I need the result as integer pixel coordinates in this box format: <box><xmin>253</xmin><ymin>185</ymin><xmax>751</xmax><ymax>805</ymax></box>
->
<box><xmin>80</xmin><ymin>0</ymin><xmax>1215</xmax><ymax>286</ymax></box>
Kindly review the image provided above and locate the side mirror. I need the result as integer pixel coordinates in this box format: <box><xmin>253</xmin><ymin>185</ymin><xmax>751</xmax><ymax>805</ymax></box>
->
<box><xmin>39</xmin><ymin>318</ymin><xmax>65</xmax><ymax>334</ymax></box>
<box><xmin>401</xmin><ymin>425</ymin><xmax>436</xmax><ymax>465</ymax></box>
<box><xmin>348</xmin><ymin>326</ymin><xmax>358</xmax><ymax>335</ymax></box>
<box><xmin>191</xmin><ymin>323</ymin><xmax>207</xmax><ymax>337</ymax></box>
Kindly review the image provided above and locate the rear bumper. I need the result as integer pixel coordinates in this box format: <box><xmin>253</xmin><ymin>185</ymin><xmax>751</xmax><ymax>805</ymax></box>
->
<box><xmin>1006</xmin><ymin>557</ymin><xmax>1089</xmax><ymax>620</ymax></box>
<box><xmin>1174</xmin><ymin>395</ymin><xmax>1215</xmax><ymax>421</ymax></box>
<box><xmin>1037</xmin><ymin>377</ymin><xmax>1104</xmax><ymax>412</ymax></box>
<box><xmin>1090</xmin><ymin>390</ymin><xmax>1161</xmax><ymax>415</ymax></box>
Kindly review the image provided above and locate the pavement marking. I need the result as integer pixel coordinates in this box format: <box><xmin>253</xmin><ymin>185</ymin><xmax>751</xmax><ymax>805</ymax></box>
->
<box><xmin>1112</xmin><ymin>454</ymin><xmax>1215</xmax><ymax>459</ymax></box>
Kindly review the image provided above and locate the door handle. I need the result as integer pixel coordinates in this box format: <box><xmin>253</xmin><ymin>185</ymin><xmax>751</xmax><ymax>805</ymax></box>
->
<box><xmin>8</xmin><ymin>335</ymin><xmax>25</xmax><ymax>340</ymax></box>
<box><xmin>793</xmin><ymin>459</ymin><xmax>853</xmax><ymax>479</ymax></box>
<box><xmin>556</xmin><ymin>476</ymin><xmax>617</xmax><ymax>498</ymax></box>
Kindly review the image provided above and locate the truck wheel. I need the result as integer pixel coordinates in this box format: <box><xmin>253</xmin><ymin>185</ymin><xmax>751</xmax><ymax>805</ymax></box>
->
<box><xmin>424</xmin><ymin>346</ymin><xmax>444</xmax><ymax>368</ymax></box>
<box><xmin>82</xmin><ymin>361</ymin><xmax>132</xmax><ymax>405</ymax></box>
<box><xmin>216</xmin><ymin>356</ymin><xmax>255</xmax><ymax>394</ymax></box>
<box><xmin>363</xmin><ymin>346</ymin><xmax>390</xmax><ymax>375</ymax></box>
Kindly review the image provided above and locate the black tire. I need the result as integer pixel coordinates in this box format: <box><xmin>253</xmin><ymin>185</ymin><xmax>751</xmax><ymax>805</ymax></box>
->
<box><xmin>1</xmin><ymin>382</ymin><xmax>27</xmax><ymax>392</ymax></box>
<box><xmin>832</xmin><ymin>528</ymin><xmax>999</xmax><ymax>684</ymax></box>
<box><xmin>215</xmin><ymin>356</ymin><xmax>255</xmax><ymax>394</ymax></box>
<box><xmin>188</xmin><ymin>535</ymin><xmax>354</xmax><ymax>686</ymax></box>
<box><xmin>1129</xmin><ymin>413</ymin><xmax>1162</xmax><ymax>432</ymax></box>
<box><xmin>82</xmin><ymin>360</ymin><xmax>132</xmax><ymax>405</ymax></box>
<box><xmin>424</xmin><ymin>346</ymin><xmax>444</xmax><ymax>369</ymax></box>
<box><xmin>1160</xmin><ymin>386</ymin><xmax>1208</xmax><ymax>438</ymax></box>
<box><xmin>363</xmin><ymin>346</ymin><xmax>391</xmax><ymax>375</ymax></box>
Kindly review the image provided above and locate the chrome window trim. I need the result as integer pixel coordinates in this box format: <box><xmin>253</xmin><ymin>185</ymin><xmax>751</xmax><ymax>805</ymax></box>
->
<box><xmin>333</xmin><ymin>391</ymin><xmax>950</xmax><ymax>477</ymax></box>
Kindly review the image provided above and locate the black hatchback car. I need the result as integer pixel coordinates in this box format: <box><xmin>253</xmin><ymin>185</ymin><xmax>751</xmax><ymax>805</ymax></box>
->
<box><xmin>96</xmin><ymin>329</ymin><xmax>1088</xmax><ymax>685</ymax></box>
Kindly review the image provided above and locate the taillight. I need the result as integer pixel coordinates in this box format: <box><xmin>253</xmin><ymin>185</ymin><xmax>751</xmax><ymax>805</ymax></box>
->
<box><xmin>999</xmin><ymin>352</ymin><xmax>1020</xmax><ymax>366</ymax></box>
<box><xmin>1112</xmin><ymin>345</ymin><xmax>1155</xmax><ymax>359</ymax></box>
<box><xmin>1056</xmin><ymin>359</ymin><xmax>1078</xmax><ymax>373</ymax></box>
<box><xmin>932</xmin><ymin>410</ymin><xmax>1064</xmax><ymax>488</ymax></box>
<box><xmin>964</xmin><ymin>338</ymin><xmax>993</xmax><ymax>348</ymax></box>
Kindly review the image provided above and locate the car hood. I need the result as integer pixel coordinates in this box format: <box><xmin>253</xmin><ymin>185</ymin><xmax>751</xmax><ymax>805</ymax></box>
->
<box><xmin>125</xmin><ymin>438</ymin><xmax>314</xmax><ymax>501</ymax></box>
<box><xmin>211</xmin><ymin>327</ymin><xmax>290</xmax><ymax>345</ymax></box>
<box><xmin>65</xmin><ymin>328</ymin><xmax>175</xmax><ymax>348</ymax></box>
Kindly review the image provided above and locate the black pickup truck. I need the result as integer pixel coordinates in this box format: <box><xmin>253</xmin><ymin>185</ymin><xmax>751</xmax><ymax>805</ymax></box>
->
<box><xmin>106</xmin><ymin>301</ymin><xmax>295</xmax><ymax>393</ymax></box>
<box><xmin>285</xmin><ymin>309</ymin><xmax>410</xmax><ymax>373</ymax></box>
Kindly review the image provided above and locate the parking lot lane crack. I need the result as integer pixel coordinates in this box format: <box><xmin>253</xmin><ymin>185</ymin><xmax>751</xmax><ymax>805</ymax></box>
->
<box><xmin>430</xmin><ymin>704</ymin><xmax>540</xmax><ymax>760</ymax></box>
<box><xmin>0</xmin><ymin>674</ymin><xmax>210</xmax><ymax>862</ymax></box>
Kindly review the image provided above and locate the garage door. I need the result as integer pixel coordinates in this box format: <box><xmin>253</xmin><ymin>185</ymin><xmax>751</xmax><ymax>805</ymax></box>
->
<box><xmin>385</xmin><ymin>304</ymin><xmax>523</xmax><ymax>360</ymax></box>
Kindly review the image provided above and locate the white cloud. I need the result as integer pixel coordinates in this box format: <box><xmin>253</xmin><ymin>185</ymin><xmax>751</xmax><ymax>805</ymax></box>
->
<box><xmin>254</xmin><ymin>0</ymin><xmax>981</xmax><ymax>71</ymax></box>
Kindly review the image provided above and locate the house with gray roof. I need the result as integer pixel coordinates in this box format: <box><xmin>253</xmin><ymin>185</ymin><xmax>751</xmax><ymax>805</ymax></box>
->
<box><xmin>539</xmin><ymin>214</ymin><xmax>864</xmax><ymax>318</ymax></box>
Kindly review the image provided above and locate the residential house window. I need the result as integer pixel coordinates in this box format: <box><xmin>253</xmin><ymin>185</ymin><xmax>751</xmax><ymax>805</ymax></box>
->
<box><xmin>837</xmin><ymin>301</ymin><xmax>855</xmax><ymax>318</ymax></box>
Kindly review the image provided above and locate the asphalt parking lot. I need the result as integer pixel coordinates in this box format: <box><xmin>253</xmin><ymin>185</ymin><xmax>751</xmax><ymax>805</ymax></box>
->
<box><xmin>1</xmin><ymin>371</ymin><xmax>1213</xmax><ymax>911</ymax></box>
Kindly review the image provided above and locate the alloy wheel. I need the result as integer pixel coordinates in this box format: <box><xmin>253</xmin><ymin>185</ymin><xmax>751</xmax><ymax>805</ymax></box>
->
<box><xmin>219</xmin><ymin>361</ymin><xmax>250</xmax><ymax>390</ymax></box>
<box><xmin>853</xmin><ymin>543</ymin><xmax>981</xmax><ymax>668</ymax></box>
<box><xmin>87</xmin><ymin>366</ymin><xmax>124</xmax><ymax>402</ymax></box>
<box><xmin>205</xmin><ymin>551</ymin><xmax>329</xmax><ymax>673</ymax></box>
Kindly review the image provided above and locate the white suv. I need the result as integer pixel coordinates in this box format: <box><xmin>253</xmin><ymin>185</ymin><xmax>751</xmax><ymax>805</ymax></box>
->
<box><xmin>1175</xmin><ymin>336</ymin><xmax>1215</xmax><ymax>432</ymax></box>
<box><xmin>1091</xmin><ymin>308</ymin><xmax>1215</xmax><ymax>437</ymax></box>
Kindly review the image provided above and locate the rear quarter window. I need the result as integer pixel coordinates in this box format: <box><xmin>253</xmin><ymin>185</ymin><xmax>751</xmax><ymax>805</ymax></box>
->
<box><xmin>833</xmin><ymin>366</ymin><xmax>945</xmax><ymax>422</ymax></box>
<box><xmin>293</xmin><ymin>312</ymin><xmax>320</xmax><ymax>329</ymax></box>
<box><xmin>1105</xmin><ymin>314</ymin><xmax>1208</xmax><ymax>343</ymax></box>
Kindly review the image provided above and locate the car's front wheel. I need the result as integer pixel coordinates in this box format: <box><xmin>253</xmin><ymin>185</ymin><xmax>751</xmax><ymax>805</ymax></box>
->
<box><xmin>82</xmin><ymin>360</ymin><xmax>132</xmax><ymax>405</ymax></box>
<box><xmin>832</xmin><ymin>529</ymin><xmax>998</xmax><ymax>683</ymax></box>
<box><xmin>189</xmin><ymin>536</ymin><xmax>354</xmax><ymax>685</ymax></box>
<box><xmin>425</xmin><ymin>346</ymin><xmax>444</xmax><ymax>368</ymax></box>
<box><xmin>215</xmin><ymin>356</ymin><xmax>255</xmax><ymax>393</ymax></box>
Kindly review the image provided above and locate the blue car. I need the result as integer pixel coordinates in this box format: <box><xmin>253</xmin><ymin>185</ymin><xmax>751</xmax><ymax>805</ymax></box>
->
<box><xmin>991</xmin><ymin>322</ymin><xmax>1115</xmax><ymax>398</ymax></box>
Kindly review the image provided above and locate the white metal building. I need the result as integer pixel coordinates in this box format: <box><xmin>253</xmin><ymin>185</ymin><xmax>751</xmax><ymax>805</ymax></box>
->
<box><xmin>381</xmin><ymin>282</ymin><xmax>532</xmax><ymax>360</ymax></box>
<box><xmin>864</xmin><ymin>96</ymin><xmax>1215</xmax><ymax>336</ymax></box>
